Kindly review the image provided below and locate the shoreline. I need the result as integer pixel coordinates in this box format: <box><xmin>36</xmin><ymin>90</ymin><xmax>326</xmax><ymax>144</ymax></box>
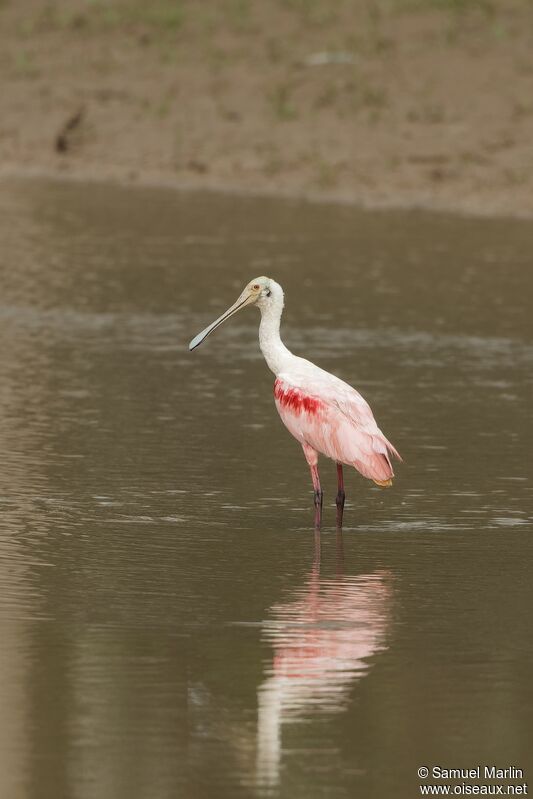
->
<box><xmin>2</xmin><ymin>163</ymin><xmax>531</xmax><ymax>222</ymax></box>
<box><xmin>2</xmin><ymin>2</ymin><xmax>533</xmax><ymax>225</ymax></box>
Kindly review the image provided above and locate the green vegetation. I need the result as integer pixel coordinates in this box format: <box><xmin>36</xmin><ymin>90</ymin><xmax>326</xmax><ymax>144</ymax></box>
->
<box><xmin>12</xmin><ymin>49</ymin><xmax>40</xmax><ymax>78</ymax></box>
<box><xmin>270</xmin><ymin>83</ymin><xmax>298</xmax><ymax>121</ymax></box>
<box><xmin>16</xmin><ymin>1</ymin><xmax>186</xmax><ymax>35</ymax></box>
<box><xmin>314</xmin><ymin>158</ymin><xmax>343</xmax><ymax>189</ymax></box>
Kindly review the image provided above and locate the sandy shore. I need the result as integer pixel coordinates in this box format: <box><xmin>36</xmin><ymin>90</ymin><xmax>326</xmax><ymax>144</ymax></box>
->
<box><xmin>1</xmin><ymin>0</ymin><xmax>533</xmax><ymax>218</ymax></box>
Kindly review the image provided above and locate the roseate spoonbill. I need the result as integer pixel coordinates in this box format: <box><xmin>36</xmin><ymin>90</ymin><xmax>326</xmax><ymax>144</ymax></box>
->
<box><xmin>189</xmin><ymin>277</ymin><xmax>401</xmax><ymax>527</ymax></box>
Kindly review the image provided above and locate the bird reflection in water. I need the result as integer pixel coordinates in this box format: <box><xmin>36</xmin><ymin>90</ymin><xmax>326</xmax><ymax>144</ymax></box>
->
<box><xmin>256</xmin><ymin>532</ymin><xmax>392</xmax><ymax>788</ymax></box>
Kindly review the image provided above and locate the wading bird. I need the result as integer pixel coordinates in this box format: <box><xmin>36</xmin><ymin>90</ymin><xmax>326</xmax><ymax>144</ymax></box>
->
<box><xmin>189</xmin><ymin>277</ymin><xmax>401</xmax><ymax>527</ymax></box>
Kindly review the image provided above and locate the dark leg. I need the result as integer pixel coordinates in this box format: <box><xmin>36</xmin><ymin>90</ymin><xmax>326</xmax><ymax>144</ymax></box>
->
<box><xmin>310</xmin><ymin>463</ymin><xmax>323</xmax><ymax>529</ymax></box>
<box><xmin>336</xmin><ymin>462</ymin><xmax>345</xmax><ymax>528</ymax></box>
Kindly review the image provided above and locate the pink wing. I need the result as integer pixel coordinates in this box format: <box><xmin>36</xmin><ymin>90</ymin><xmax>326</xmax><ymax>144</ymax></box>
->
<box><xmin>274</xmin><ymin>375</ymin><xmax>402</xmax><ymax>484</ymax></box>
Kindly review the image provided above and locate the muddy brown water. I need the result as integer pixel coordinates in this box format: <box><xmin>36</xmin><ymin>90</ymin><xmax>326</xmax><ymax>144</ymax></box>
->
<box><xmin>0</xmin><ymin>178</ymin><xmax>532</xmax><ymax>799</ymax></box>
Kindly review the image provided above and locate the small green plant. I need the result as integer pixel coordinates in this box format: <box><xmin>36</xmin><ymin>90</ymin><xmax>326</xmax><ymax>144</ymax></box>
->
<box><xmin>13</xmin><ymin>49</ymin><xmax>40</xmax><ymax>78</ymax></box>
<box><xmin>156</xmin><ymin>98</ymin><xmax>171</xmax><ymax>118</ymax></box>
<box><xmin>314</xmin><ymin>158</ymin><xmax>343</xmax><ymax>189</ymax></box>
<box><xmin>226</xmin><ymin>0</ymin><xmax>252</xmax><ymax>31</ymax></box>
<box><xmin>142</xmin><ymin>3</ymin><xmax>185</xmax><ymax>31</ymax></box>
<box><xmin>60</xmin><ymin>1</ymin><xmax>186</xmax><ymax>33</ymax></box>
<box><xmin>362</xmin><ymin>85</ymin><xmax>388</xmax><ymax>109</ymax></box>
<box><xmin>281</xmin><ymin>0</ymin><xmax>340</xmax><ymax>25</ymax></box>
<box><xmin>270</xmin><ymin>83</ymin><xmax>297</xmax><ymax>121</ymax></box>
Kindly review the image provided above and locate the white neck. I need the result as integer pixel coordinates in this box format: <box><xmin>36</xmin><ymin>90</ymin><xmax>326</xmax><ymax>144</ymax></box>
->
<box><xmin>258</xmin><ymin>295</ymin><xmax>292</xmax><ymax>376</ymax></box>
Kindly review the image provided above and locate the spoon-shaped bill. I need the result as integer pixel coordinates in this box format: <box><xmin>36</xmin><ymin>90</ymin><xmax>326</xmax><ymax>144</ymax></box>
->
<box><xmin>189</xmin><ymin>290</ymin><xmax>255</xmax><ymax>351</ymax></box>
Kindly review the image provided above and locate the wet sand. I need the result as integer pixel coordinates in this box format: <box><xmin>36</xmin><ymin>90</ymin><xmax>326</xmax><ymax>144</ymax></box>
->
<box><xmin>1</xmin><ymin>0</ymin><xmax>533</xmax><ymax>217</ymax></box>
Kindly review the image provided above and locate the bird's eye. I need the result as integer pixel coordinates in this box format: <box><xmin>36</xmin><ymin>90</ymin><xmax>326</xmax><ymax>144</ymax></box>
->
<box><xmin>252</xmin><ymin>284</ymin><xmax>260</xmax><ymax>290</ymax></box>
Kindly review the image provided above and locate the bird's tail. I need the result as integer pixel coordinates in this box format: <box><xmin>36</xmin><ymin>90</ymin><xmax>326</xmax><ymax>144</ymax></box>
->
<box><xmin>372</xmin><ymin>438</ymin><xmax>402</xmax><ymax>487</ymax></box>
<box><xmin>385</xmin><ymin>440</ymin><xmax>403</xmax><ymax>463</ymax></box>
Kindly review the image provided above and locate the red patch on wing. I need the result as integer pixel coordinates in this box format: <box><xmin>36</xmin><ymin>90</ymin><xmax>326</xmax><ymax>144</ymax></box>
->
<box><xmin>274</xmin><ymin>379</ymin><xmax>321</xmax><ymax>415</ymax></box>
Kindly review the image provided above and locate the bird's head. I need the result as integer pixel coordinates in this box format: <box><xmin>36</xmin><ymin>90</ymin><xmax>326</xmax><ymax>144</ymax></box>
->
<box><xmin>189</xmin><ymin>276</ymin><xmax>283</xmax><ymax>351</ymax></box>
